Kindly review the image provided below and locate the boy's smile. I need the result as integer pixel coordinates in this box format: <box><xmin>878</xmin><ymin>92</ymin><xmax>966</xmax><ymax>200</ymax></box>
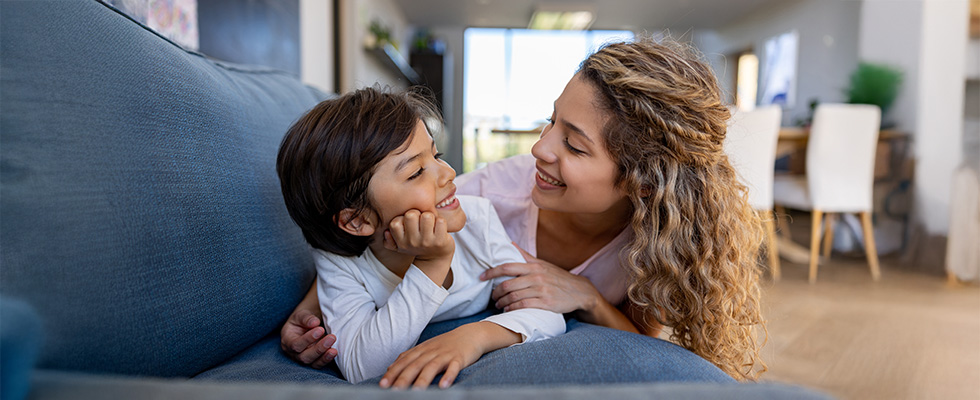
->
<box><xmin>367</xmin><ymin>120</ymin><xmax>466</xmax><ymax>234</ymax></box>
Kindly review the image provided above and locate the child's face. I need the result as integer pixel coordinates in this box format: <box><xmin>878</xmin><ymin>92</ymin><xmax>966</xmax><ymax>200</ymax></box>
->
<box><xmin>367</xmin><ymin>120</ymin><xmax>466</xmax><ymax>233</ymax></box>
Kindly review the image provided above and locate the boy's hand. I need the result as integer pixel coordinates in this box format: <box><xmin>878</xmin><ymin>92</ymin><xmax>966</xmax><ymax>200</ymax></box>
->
<box><xmin>379</xmin><ymin>322</ymin><xmax>517</xmax><ymax>389</ymax></box>
<box><xmin>384</xmin><ymin>210</ymin><xmax>455</xmax><ymax>282</ymax></box>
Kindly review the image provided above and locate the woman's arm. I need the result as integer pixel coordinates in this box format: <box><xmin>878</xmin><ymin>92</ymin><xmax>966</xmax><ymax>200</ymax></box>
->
<box><xmin>621</xmin><ymin>299</ymin><xmax>664</xmax><ymax>338</ymax></box>
<box><xmin>279</xmin><ymin>281</ymin><xmax>338</xmax><ymax>368</ymax></box>
<box><xmin>380</xmin><ymin>321</ymin><xmax>522</xmax><ymax>389</ymax></box>
<box><xmin>481</xmin><ymin>247</ymin><xmax>660</xmax><ymax>337</ymax></box>
<box><xmin>484</xmin><ymin>261</ymin><xmax>639</xmax><ymax>334</ymax></box>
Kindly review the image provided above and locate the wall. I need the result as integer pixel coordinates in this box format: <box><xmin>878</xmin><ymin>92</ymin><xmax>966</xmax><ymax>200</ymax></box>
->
<box><xmin>859</xmin><ymin>0</ymin><xmax>970</xmax><ymax>239</ymax></box>
<box><xmin>339</xmin><ymin>0</ymin><xmax>413</xmax><ymax>91</ymax></box>
<box><xmin>197</xmin><ymin>0</ymin><xmax>301</xmax><ymax>76</ymax></box>
<box><xmin>697</xmin><ymin>0</ymin><xmax>862</xmax><ymax>127</ymax></box>
<box><xmin>300</xmin><ymin>0</ymin><xmax>333</xmax><ymax>93</ymax></box>
<box><xmin>912</xmin><ymin>0</ymin><xmax>969</xmax><ymax>235</ymax></box>
<box><xmin>430</xmin><ymin>26</ymin><xmax>465</xmax><ymax>172</ymax></box>
<box><xmin>858</xmin><ymin>0</ymin><xmax>922</xmax><ymax>135</ymax></box>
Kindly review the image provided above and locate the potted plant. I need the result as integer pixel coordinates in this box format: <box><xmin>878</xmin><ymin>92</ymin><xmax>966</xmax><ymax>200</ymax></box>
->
<box><xmin>845</xmin><ymin>62</ymin><xmax>903</xmax><ymax>128</ymax></box>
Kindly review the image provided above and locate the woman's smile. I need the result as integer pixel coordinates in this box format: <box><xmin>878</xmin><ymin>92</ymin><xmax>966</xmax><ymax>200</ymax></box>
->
<box><xmin>535</xmin><ymin>168</ymin><xmax>566</xmax><ymax>188</ymax></box>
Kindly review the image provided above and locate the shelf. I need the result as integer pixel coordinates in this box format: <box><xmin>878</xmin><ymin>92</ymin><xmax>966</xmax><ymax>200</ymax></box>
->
<box><xmin>367</xmin><ymin>43</ymin><xmax>420</xmax><ymax>85</ymax></box>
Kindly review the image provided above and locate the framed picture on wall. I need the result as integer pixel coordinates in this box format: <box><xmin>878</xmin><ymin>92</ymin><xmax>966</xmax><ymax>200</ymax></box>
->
<box><xmin>759</xmin><ymin>30</ymin><xmax>798</xmax><ymax>108</ymax></box>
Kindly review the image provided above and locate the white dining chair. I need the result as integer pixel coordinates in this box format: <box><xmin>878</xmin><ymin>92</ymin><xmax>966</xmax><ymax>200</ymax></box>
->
<box><xmin>725</xmin><ymin>105</ymin><xmax>783</xmax><ymax>280</ymax></box>
<box><xmin>772</xmin><ymin>103</ymin><xmax>882</xmax><ymax>283</ymax></box>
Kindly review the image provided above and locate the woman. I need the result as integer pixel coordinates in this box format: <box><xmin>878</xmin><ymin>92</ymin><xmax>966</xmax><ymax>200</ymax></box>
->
<box><xmin>282</xmin><ymin>37</ymin><xmax>767</xmax><ymax>382</ymax></box>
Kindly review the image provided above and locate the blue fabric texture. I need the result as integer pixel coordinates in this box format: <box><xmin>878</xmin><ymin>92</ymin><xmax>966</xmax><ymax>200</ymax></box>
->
<box><xmin>0</xmin><ymin>1</ymin><xmax>326</xmax><ymax>377</ymax></box>
<box><xmin>450</xmin><ymin>320</ymin><xmax>735</xmax><ymax>385</ymax></box>
<box><xmin>1</xmin><ymin>297</ymin><xmax>44</xmax><ymax>400</ymax></box>
<box><xmin>359</xmin><ymin>316</ymin><xmax>734</xmax><ymax>387</ymax></box>
<box><xmin>193</xmin><ymin>335</ymin><xmax>347</xmax><ymax>384</ymax></box>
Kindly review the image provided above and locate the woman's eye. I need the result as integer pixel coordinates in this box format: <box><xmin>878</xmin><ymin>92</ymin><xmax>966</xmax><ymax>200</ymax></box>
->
<box><xmin>408</xmin><ymin>168</ymin><xmax>424</xmax><ymax>180</ymax></box>
<box><xmin>434</xmin><ymin>152</ymin><xmax>444</xmax><ymax>160</ymax></box>
<box><xmin>564</xmin><ymin>137</ymin><xmax>585</xmax><ymax>154</ymax></box>
<box><xmin>546</xmin><ymin>117</ymin><xmax>555</xmax><ymax>125</ymax></box>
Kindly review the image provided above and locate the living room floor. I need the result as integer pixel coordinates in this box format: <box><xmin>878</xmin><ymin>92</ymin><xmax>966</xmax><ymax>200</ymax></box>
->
<box><xmin>759</xmin><ymin>219</ymin><xmax>980</xmax><ymax>399</ymax></box>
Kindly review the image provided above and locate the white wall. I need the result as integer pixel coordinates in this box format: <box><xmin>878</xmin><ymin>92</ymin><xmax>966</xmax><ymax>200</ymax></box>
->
<box><xmin>861</xmin><ymin>0</ymin><xmax>970</xmax><ymax>236</ymax></box>
<box><xmin>913</xmin><ymin>0</ymin><xmax>969</xmax><ymax>235</ymax></box>
<box><xmin>300</xmin><ymin>0</ymin><xmax>415</xmax><ymax>92</ymax></box>
<box><xmin>697</xmin><ymin>0</ymin><xmax>862</xmax><ymax>126</ymax></box>
<box><xmin>300</xmin><ymin>0</ymin><xmax>333</xmax><ymax>93</ymax></box>
<box><xmin>858</xmin><ymin>0</ymin><xmax>922</xmax><ymax>134</ymax></box>
<box><xmin>339</xmin><ymin>0</ymin><xmax>412</xmax><ymax>91</ymax></box>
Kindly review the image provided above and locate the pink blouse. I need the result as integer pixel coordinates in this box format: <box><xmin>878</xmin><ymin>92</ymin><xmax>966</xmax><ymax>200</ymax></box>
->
<box><xmin>455</xmin><ymin>154</ymin><xmax>631</xmax><ymax>306</ymax></box>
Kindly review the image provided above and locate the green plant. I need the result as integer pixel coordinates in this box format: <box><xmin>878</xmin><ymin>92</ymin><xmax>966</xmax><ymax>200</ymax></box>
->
<box><xmin>368</xmin><ymin>19</ymin><xmax>391</xmax><ymax>46</ymax></box>
<box><xmin>845</xmin><ymin>62</ymin><xmax>903</xmax><ymax>115</ymax></box>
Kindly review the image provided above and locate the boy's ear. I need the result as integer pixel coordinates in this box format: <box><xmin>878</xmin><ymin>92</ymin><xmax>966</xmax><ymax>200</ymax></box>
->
<box><xmin>335</xmin><ymin>208</ymin><xmax>376</xmax><ymax>237</ymax></box>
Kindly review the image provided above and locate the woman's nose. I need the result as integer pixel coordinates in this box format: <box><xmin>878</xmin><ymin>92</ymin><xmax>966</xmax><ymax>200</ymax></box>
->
<box><xmin>531</xmin><ymin>125</ymin><xmax>557</xmax><ymax>163</ymax></box>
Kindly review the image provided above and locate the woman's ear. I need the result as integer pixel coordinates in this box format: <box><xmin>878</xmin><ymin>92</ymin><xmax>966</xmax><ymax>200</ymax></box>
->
<box><xmin>335</xmin><ymin>208</ymin><xmax>376</xmax><ymax>237</ymax></box>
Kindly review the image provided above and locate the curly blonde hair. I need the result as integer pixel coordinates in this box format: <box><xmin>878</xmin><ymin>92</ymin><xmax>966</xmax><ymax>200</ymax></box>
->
<box><xmin>579</xmin><ymin>38</ymin><xmax>767</xmax><ymax>380</ymax></box>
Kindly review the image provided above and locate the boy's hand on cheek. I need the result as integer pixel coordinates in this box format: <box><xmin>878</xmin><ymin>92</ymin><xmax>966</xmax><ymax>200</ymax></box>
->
<box><xmin>384</xmin><ymin>210</ymin><xmax>455</xmax><ymax>283</ymax></box>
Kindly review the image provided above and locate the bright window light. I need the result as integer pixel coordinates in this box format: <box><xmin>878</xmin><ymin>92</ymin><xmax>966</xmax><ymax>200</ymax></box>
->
<box><xmin>463</xmin><ymin>28</ymin><xmax>633</xmax><ymax>171</ymax></box>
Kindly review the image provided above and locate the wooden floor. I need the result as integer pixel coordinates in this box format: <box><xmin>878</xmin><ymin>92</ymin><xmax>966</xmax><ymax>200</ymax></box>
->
<box><xmin>759</xmin><ymin>254</ymin><xmax>980</xmax><ymax>399</ymax></box>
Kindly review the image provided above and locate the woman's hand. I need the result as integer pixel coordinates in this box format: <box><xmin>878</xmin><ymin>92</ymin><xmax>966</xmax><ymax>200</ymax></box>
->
<box><xmin>280</xmin><ymin>284</ymin><xmax>338</xmax><ymax>368</ymax></box>
<box><xmin>379</xmin><ymin>322</ymin><xmax>519</xmax><ymax>389</ymax></box>
<box><xmin>480</xmin><ymin>245</ymin><xmax>601</xmax><ymax>316</ymax></box>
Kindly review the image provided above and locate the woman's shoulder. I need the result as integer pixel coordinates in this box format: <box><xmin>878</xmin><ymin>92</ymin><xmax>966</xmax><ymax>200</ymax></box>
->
<box><xmin>456</xmin><ymin>154</ymin><xmax>535</xmax><ymax>198</ymax></box>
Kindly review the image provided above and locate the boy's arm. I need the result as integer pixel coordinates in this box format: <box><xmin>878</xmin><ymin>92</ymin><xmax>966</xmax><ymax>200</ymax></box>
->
<box><xmin>480</xmin><ymin>197</ymin><xmax>567</xmax><ymax>343</ymax></box>
<box><xmin>380</xmin><ymin>321</ymin><xmax>522</xmax><ymax>390</ymax></box>
<box><xmin>317</xmin><ymin>256</ymin><xmax>448</xmax><ymax>383</ymax></box>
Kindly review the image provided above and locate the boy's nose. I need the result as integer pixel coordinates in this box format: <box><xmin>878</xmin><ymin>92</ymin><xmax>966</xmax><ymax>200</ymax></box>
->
<box><xmin>438</xmin><ymin>162</ymin><xmax>456</xmax><ymax>185</ymax></box>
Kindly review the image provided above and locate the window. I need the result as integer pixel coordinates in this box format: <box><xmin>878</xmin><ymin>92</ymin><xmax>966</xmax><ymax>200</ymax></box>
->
<box><xmin>736</xmin><ymin>52</ymin><xmax>759</xmax><ymax>110</ymax></box>
<box><xmin>462</xmin><ymin>28</ymin><xmax>633</xmax><ymax>171</ymax></box>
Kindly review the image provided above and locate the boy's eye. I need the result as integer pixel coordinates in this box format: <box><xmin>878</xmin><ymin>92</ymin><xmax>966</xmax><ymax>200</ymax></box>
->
<box><xmin>564</xmin><ymin>137</ymin><xmax>585</xmax><ymax>155</ymax></box>
<box><xmin>408</xmin><ymin>167</ymin><xmax>424</xmax><ymax>180</ymax></box>
<box><xmin>546</xmin><ymin>117</ymin><xmax>555</xmax><ymax>125</ymax></box>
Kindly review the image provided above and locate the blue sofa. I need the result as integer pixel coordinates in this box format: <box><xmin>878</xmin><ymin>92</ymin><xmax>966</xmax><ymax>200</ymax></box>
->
<box><xmin>0</xmin><ymin>1</ymin><xmax>829</xmax><ymax>398</ymax></box>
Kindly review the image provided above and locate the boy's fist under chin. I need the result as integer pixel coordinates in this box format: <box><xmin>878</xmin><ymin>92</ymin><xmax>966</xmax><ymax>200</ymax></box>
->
<box><xmin>383</xmin><ymin>209</ymin><xmax>455</xmax><ymax>263</ymax></box>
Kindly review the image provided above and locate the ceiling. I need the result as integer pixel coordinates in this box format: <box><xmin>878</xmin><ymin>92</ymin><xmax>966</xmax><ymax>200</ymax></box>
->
<box><xmin>394</xmin><ymin>0</ymin><xmax>786</xmax><ymax>31</ymax></box>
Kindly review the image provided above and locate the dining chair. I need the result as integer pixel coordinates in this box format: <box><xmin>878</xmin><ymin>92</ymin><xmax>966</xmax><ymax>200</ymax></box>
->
<box><xmin>724</xmin><ymin>105</ymin><xmax>783</xmax><ymax>280</ymax></box>
<box><xmin>772</xmin><ymin>103</ymin><xmax>882</xmax><ymax>283</ymax></box>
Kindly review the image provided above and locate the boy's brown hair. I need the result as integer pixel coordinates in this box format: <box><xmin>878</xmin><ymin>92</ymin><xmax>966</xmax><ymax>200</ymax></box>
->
<box><xmin>276</xmin><ymin>86</ymin><xmax>441</xmax><ymax>256</ymax></box>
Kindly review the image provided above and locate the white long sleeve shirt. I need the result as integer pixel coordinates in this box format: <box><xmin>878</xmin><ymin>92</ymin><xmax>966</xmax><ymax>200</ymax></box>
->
<box><xmin>314</xmin><ymin>195</ymin><xmax>566</xmax><ymax>383</ymax></box>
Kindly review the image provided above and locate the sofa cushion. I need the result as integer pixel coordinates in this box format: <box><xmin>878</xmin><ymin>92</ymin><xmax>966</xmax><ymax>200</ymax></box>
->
<box><xmin>193</xmin><ymin>335</ymin><xmax>347</xmax><ymax>384</ymax></box>
<box><xmin>360</xmin><ymin>319</ymin><xmax>735</xmax><ymax>387</ymax></box>
<box><xmin>1</xmin><ymin>297</ymin><xmax>44</xmax><ymax>400</ymax></box>
<box><xmin>0</xmin><ymin>0</ymin><xmax>326</xmax><ymax>377</ymax></box>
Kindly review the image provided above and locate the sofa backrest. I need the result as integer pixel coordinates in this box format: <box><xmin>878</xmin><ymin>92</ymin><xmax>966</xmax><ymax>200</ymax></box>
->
<box><xmin>0</xmin><ymin>0</ymin><xmax>327</xmax><ymax>377</ymax></box>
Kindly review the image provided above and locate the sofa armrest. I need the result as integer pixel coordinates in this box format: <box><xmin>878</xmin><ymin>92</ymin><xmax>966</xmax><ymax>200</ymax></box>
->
<box><xmin>31</xmin><ymin>370</ymin><xmax>833</xmax><ymax>400</ymax></box>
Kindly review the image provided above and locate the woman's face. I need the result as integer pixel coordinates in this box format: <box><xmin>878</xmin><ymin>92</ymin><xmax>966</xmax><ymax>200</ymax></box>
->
<box><xmin>530</xmin><ymin>73</ymin><xmax>629</xmax><ymax>215</ymax></box>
